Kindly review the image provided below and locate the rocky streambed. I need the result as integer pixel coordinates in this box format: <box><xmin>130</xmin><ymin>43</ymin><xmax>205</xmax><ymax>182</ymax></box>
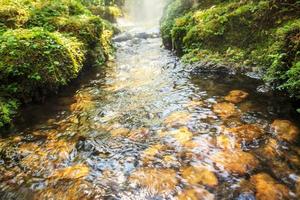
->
<box><xmin>0</xmin><ymin>18</ymin><xmax>300</xmax><ymax>200</ymax></box>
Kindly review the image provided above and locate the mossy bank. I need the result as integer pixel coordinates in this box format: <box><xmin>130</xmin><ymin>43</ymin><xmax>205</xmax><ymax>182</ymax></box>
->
<box><xmin>0</xmin><ymin>0</ymin><xmax>124</xmax><ymax>129</ymax></box>
<box><xmin>161</xmin><ymin>0</ymin><xmax>300</xmax><ymax>108</ymax></box>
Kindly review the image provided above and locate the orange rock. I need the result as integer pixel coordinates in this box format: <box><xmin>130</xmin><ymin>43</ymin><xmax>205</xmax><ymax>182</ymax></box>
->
<box><xmin>110</xmin><ymin>128</ymin><xmax>130</xmax><ymax>137</ymax></box>
<box><xmin>271</xmin><ymin>120</ymin><xmax>299</xmax><ymax>143</ymax></box>
<box><xmin>50</xmin><ymin>164</ymin><xmax>89</xmax><ymax>180</ymax></box>
<box><xmin>158</xmin><ymin>127</ymin><xmax>193</xmax><ymax>145</ymax></box>
<box><xmin>216</xmin><ymin>135</ymin><xmax>239</xmax><ymax>150</ymax></box>
<box><xmin>34</xmin><ymin>179</ymin><xmax>99</xmax><ymax>200</ymax></box>
<box><xmin>141</xmin><ymin>144</ymin><xmax>165</xmax><ymax>164</ymax></box>
<box><xmin>129</xmin><ymin>168</ymin><xmax>178</xmax><ymax>194</ymax></box>
<box><xmin>213</xmin><ymin>102</ymin><xmax>238</xmax><ymax>119</ymax></box>
<box><xmin>224</xmin><ymin>124</ymin><xmax>264</xmax><ymax>143</ymax></box>
<box><xmin>212</xmin><ymin>150</ymin><xmax>258</xmax><ymax>175</ymax></box>
<box><xmin>225</xmin><ymin>90</ymin><xmax>249</xmax><ymax>104</ymax></box>
<box><xmin>162</xmin><ymin>155</ymin><xmax>178</xmax><ymax>166</ymax></box>
<box><xmin>181</xmin><ymin>166</ymin><xmax>218</xmax><ymax>187</ymax></box>
<box><xmin>260</xmin><ymin>138</ymin><xmax>282</xmax><ymax>158</ymax></box>
<box><xmin>164</xmin><ymin>111</ymin><xmax>191</xmax><ymax>127</ymax></box>
<box><xmin>250</xmin><ymin>173</ymin><xmax>290</xmax><ymax>200</ymax></box>
<box><xmin>177</xmin><ymin>188</ymin><xmax>215</xmax><ymax>200</ymax></box>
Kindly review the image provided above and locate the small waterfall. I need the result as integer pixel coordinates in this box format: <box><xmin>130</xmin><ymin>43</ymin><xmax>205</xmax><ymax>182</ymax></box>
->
<box><xmin>122</xmin><ymin>0</ymin><xmax>168</xmax><ymax>27</ymax></box>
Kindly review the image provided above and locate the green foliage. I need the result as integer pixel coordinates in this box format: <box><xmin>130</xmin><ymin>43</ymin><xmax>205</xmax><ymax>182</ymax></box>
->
<box><xmin>0</xmin><ymin>98</ymin><xmax>18</xmax><ymax>128</ymax></box>
<box><xmin>52</xmin><ymin>15</ymin><xmax>103</xmax><ymax>45</ymax></box>
<box><xmin>161</xmin><ymin>0</ymin><xmax>300</xmax><ymax>102</ymax></box>
<box><xmin>0</xmin><ymin>27</ymin><xmax>85</xmax><ymax>107</ymax></box>
<box><xmin>0</xmin><ymin>0</ymin><xmax>29</xmax><ymax>28</ymax></box>
<box><xmin>0</xmin><ymin>0</ymin><xmax>120</xmax><ymax>128</ymax></box>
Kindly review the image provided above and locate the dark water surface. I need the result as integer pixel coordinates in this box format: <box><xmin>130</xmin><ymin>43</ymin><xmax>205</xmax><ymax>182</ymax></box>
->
<box><xmin>0</xmin><ymin>21</ymin><xmax>300</xmax><ymax>200</ymax></box>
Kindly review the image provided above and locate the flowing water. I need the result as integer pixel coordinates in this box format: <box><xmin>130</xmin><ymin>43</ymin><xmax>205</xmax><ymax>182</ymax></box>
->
<box><xmin>1</xmin><ymin>2</ymin><xmax>300</xmax><ymax>200</ymax></box>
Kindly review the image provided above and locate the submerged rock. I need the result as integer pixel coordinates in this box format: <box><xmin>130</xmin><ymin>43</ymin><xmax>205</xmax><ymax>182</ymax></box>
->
<box><xmin>177</xmin><ymin>188</ymin><xmax>215</xmax><ymax>200</ymax></box>
<box><xmin>180</xmin><ymin>166</ymin><xmax>218</xmax><ymax>187</ymax></box>
<box><xmin>129</xmin><ymin>168</ymin><xmax>178</xmax><ymax>194</ymax></box>
<box><xmin>259</xmin><ymin>138</ymin><xmax>282</xmax><ymax>159</ymax></box>
<box><xmin>164</xmin><ymin>111</ymin><xmax>191</xmax><ymax>127</ymax></box>
<box><xmin>271</xmin><ymin>120</ymin><xmax>299</xmax><ymax>143</ymax></box>
<box><xmin>250</xmin><ymin>173</ymin><xmax>290</xmax><ymax>200</ymax></box>
<box><xmin>212</xmin><ymin>150</ymin><xmax>258</xmax><ymax>175</ymax></box>
<box><xmin>158</xmin><ymin>127</ymin><xmax>193</xmax><ymax>145</ymax></box>
<box><xmin>224</xmin><ymin>124</ymin><xmax>264</xmax><ymax>143</ymax></box>
<box><xmin>225</xmin><ymin>90</ymin><xmax>249</xmax><ymax>104</ymax></box>
<box><xmin>49</xmin><ymin>164</ymin><xmax>89</xmax><ymax>180</ymax></box>
<box><xmin>213</xmin><ymin>102</ymin><xmax>238</xmax><ymax>119</ymax></box>
<box><xmin>110</xmin><ymin>127</ymin><xmax>130</xmax><ymax>137</ymax></box>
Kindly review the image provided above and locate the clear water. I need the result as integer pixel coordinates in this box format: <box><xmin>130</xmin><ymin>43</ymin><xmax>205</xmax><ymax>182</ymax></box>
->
<box><xmin>0</xmin><ymin>15</ymin><xmax>300</xmax><ymax>200</ymax></box>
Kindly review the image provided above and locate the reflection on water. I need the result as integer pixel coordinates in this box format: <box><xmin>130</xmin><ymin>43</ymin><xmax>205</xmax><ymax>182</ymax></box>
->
<box><xmin>1</xmin><ymin>10</ymin><xmax>300</xmax><ymax>200</ymax></box>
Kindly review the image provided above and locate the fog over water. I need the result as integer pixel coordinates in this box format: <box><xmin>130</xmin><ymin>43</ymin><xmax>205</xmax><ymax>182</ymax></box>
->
<box><xmin>122</xmin><ymin>0</ymin><xmax>168</xmax><ymax>26</ymax></box>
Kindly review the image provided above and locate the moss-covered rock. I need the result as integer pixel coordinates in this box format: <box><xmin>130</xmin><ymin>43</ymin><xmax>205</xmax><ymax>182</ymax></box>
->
<box><xmin>161</xmin><ymin>0</ymin><xmax>300</xmax><ymax>102</ymax></box>
<box><xmin>0</xmin><ymin>28</ymin><xmax>85</xmax><ymax>128</ymax></box>
<box><xmin>0</xmin><ymin>0</ymin><xmax>121</xmax><ymax>128</ymax></box>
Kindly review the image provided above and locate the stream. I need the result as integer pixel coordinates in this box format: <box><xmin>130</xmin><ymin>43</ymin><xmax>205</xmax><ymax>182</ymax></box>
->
<box><xmin>1</xmin><ymin>4</ymin><xmax>300</xmax><ymax>200</ymax></box>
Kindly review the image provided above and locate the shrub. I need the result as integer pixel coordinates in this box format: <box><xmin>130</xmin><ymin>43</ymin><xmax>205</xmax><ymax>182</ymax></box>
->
<box><xmin>0</xmin><ymin>98</ymin><xmax>18</xmax><ymax>128</ymax></box>
<box><xmin>0</xmin><ymin>0</ymin><xmax>29</xmax><ymax>28</ymax></box>
<box><xmin>0</xmin><ymin>28</ymin><xmax>85</xmax><ymax>102</ymax></box>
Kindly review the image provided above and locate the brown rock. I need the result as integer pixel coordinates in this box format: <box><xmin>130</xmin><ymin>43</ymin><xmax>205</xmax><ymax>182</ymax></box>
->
<box><xmin>271</xmin><ymin>120</ymin><xmax>299</xmax><ymax>143</ymax></box>
<box><xmin>224</xmin><ymin>124</ymin><xmax>264</xmax><ymax>143</ymax></box>
<box><xmin>225</xmin><ymin>90</ymin><xmax>249</xmax><ymax>104</ymax></box>
<box><xmin>250</xmin><ymin>173</ymin><xmax>290</xmax><ymax>200</ymax></box>
<box><xmin>158</xmin><ymin>127</ymin><xmax>193</xmax><ymax>145</ymax></box>
<box><xmin>177</xmin><ymin>188</ymin><xmax>215</xmax><ymax>200</ymax></box>
<box><xmin>129</xmin><ymin>168</ymin><xmax>178</xmax><ymax>194</ymax></box>
<box><xmin>181</xmin><ymin>166</ymin><xmax>218</xmax><ymax>187</ymax></box>
<box><xmin>164</xmin><ymin>111</ymin><xmax>191</xmax><ymax>127</ymax></box>
<box><xmin>212</xmin><ymin>150</ymin><xmax>258</xmax><ymax>175</ymax></box>
<box><xmin>213</xmin><ymin>102</ymin><xmax>238</xmax><ymax>119</ymax></box>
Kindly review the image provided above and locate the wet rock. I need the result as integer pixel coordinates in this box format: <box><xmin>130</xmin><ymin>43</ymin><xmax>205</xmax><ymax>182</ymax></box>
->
<box><xmin>142</xmin><ymin>144</ymin><xmax>165</xmax><ymax>164</ymax></box>
<box><xmin>34</xmin><ymin>179</ymin><xmax>102</xmax><ymax>200</ymax></box>
<box><xmin>49</xmin><ymin>164</ymin><xmax>89</xmax><ymax>180</ymax></box>
<box><xmin>129</xmin><ymin>168</ymin><xmax>178</xmax><ymax>194</ymax></box>
<box><xmin>268</xmin><ymin>160</ymin><xmax>295</xmax><ymax>184</ymax></box>
<box><xmin>180</xmin><ymin>166</ymin><xmax>218</xmax><ymax>187</ymax></box>
<box><xmin>212</xmin><ymin>150</ymin><xmax>258</xmax><ymax>175</ymax></box>
<box><xmin>162</xmin><ymin>155</ymin><xmax>178</xmax><ymax>167</ymax></box>
<box><xmin>250</xmin><ymin>173</ymin><xmax>290</xmax><ymax>200</ymax></box>
<box><xmin>190</xmin><ymin>61</ymin><xmax>236</xmax><ymax>75</ymax></box>
<box><xmin>158</xmin><ymin>127</ymin><xmax>193</xmax><ymax>145</ymax></box>
<box><xmin>110</xmin><ymin>128</ymin><xmax>130</xmax><ymax>137</ymax></box>
<box><xmin>164</xmin><ymin>111</ymin><xmax>191</xmax><ymax>127</ymax></box>
<box><xmin>112</xmin><ymin>32</ymin><xmax>133</xmax><ymax>42</ymax></box>
<box><xmin>177</xmin><ymin>188</ymin><xmax>215</xmax><ymax>200</ymax></box>
<box><xmin>216</xmin><ymin>135</ymin><xmax>239</xmax><ymax>150</ymax></box>
<box><xmin>271</xmin><ymin>120</ymin><xmax>299</xmax><ymax>143</ymax></box>
<box><xmin>224</xmin><ymin>124</ymin><xmax>264</xmax><ymax>143</ymax></box>
<box><xmin>225</xmin><ymin>90</ymin><xmax>249</xmax><ymax>104</ymax></box>
<box><xmin>259</xmin><ymin>138</ymin><xmax>282</xmax><ymax>159</ymax></box>
<box><xmin>213</xmin><ymin>102</ymin><xmax>238</xmax><ymax>119</ymax></box>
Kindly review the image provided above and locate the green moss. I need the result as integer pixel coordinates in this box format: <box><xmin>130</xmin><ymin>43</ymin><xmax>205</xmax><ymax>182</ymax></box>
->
<box><xmin>0</xmin><ymin>28</ymin><xmax>85</xmax><ymax>101</ymax></box>
<box><xmin>0</xmin><ymin>0</ymin><xmax>120</xmax><ymax>127</ymax></box>
<box><xmin>0</xmin><ymin>0</ymin><xmax>29</xmax><ymax>28</ymax></box>
<box><xmin>52</xmin><ymin>15</ymin><xmax>103</xmax><ymax>45</ymax></box>
<box><xmin>161</xmin><ymin>0</ymin><xmax>300</xmax><ymax>102</ymax></box>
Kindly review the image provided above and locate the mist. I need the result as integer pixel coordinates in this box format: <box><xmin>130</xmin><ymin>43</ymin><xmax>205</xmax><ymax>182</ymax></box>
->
<box><xmin>123</xmin><ymin>0</ymin><xmax>168</xmax><ymax>26</ymax></box>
